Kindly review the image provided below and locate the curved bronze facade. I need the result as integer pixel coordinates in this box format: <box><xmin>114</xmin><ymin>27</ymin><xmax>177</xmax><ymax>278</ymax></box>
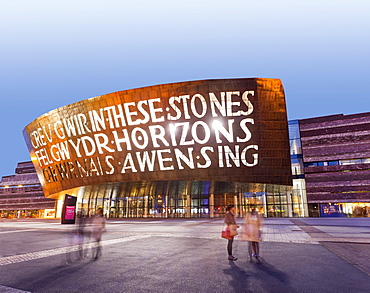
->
<box><xmin>23</xmin><ymin>78</ymin><xmax>292</xmax><ymax>217</ymax></box>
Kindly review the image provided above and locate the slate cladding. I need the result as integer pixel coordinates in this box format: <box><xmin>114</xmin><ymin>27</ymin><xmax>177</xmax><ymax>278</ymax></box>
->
<box><xmin>0</xmin><ymin>161</ymin><xmax>55</xmax><ymax>210</ymax></box>
<box><xmin>299</xmin><ymin>112</ymin><xmax>370</xmax><ymax>203</ymax></box>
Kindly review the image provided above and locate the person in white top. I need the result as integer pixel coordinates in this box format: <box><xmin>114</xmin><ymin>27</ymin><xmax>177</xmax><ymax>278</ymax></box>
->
<box><xmin>242</xmin><ymin>208</ymin><xmax>262</xmax><ymax>261</ymax></box>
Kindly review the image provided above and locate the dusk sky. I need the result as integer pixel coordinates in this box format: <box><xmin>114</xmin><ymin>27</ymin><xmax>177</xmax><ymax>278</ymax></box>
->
<box><xmin>0</xmin><ymin>0</ymin><xmax>369</xmax><ymax>177</ymax></box>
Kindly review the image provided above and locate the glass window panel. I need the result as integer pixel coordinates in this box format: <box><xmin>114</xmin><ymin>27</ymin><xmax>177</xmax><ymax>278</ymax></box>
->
<box><xmin>290</xmin><ymin>139</ymin><xmax>302</xmax><ymax>155</ymax></box>
<box><xmin>304</xmin><ymin>162</ymin><xmax>318</xmax><ymax>167</ymax></box>
<box><xmin>288</xmin><ymin>120</ymin><xmax>300</xmax><ymax>139</ymax></box>
<box><xmin>291</xmin><ymin>158</ymin><xmax>304</xmax><ymax>175</ymax></box>
<box><xmin>362</xmin><ymin>158</ymin><xmax>370</xmax><ymax>164</ymax></box>
<box><xmin>266</xmin><ymin>195</ymin><xmax>275</xmax><ymax>204</ymax></box>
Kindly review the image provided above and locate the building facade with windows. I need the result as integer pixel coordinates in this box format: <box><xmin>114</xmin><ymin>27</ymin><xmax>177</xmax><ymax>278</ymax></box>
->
<box><xmin>293</xmin><ymin>113</ymin><xmax>370</xmax><ymax>217</ymax></box>
<box><xmin>13</xmin><ymin>112</ymin><xmax>370</xmax><ymax>219</ymax></box>
<box><xmin>23</xmin><ymin>78</ymin><xmax>299</xmax><ymax>218</ymax></box>
<box><xmin>17</xmin><ymin>79</ymin><xmax>370</xmax><ymax>219</ymax></box>
<box><xmin>0</xmin><ymin>161</ymin><xmax>56</xmax><ymax>218</ymax></box>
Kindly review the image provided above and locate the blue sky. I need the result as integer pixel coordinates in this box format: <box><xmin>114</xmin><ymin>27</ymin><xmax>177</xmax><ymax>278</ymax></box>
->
<box><xmin>0</xmin><ymin>0</ymin><xmax>369</xmax><ymax>176</ymax></box>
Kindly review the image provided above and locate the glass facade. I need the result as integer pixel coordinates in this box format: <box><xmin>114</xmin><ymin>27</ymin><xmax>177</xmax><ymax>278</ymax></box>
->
<box><xmin>288</xmin><ymin>120</ymin><xmax>308</xmax><ymax>217</ymax></box>
<box><xmin>72</xmin><ymin>181</ymin><xmax>292</xmax><ymax>218</ymax></box>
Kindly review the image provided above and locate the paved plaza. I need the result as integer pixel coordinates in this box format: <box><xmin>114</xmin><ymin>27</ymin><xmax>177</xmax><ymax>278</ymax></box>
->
<box><xmin>0</xmin><ymin>217</ymin><xmax>370</xmax><ymax>292</ymax></box>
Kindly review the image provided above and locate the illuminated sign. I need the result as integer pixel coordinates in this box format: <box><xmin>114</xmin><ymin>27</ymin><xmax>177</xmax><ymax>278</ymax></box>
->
<box><xmin>23</xmin><ymin>78</ymin><xmax>292</xmax><ymax>197</ymax></box>
<box><xmin>61</xmin><ymin>194</ymin><xmax>77</xmax><ymax>224</ymax></box>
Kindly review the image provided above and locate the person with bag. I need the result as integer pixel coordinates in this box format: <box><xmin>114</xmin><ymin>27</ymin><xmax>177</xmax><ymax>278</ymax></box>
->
<box><xmin>224</xmin><ymin>204</ymin><xmax>238</xmax><ymax>261</ymax></box>
<box><xmin>242</xmin><ymin>208</ymin><xmax>262</xmax><ymax>262</ymax></box>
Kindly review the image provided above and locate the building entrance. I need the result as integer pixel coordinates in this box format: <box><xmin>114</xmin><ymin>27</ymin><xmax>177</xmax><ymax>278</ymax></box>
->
<box><xmin>71</xmin><ymin>180</ymin><xmax>302</xmax><ymax>218</ymax></box>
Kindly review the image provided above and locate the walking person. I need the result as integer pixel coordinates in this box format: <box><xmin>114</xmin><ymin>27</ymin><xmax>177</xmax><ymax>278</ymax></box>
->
<box><xmin>76</xmin><ymin>211</ymin><xmax>89</xmax><ymax>260</ymax></box>
<box><xmin>224</xmin><ymin>204</ymin><xmax>238</xmax><ymax>261</ymax></box>
<box><xmin>242</xmin><ymin>208</ymin><xmax>262</xmax><ymax>262</ymax></box>
<box><xmin>91</xmin><ymin>208</ymin><xmax>106</xmax><ymax>260</ymax></box>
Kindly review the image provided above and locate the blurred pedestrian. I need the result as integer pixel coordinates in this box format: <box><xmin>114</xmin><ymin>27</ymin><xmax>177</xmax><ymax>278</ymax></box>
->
<box><xmin>91</xmin><ymin>208</ymin><xmax>106</xmax><ymax>260</ymax></box>
<box><xmin>242</xmin><ymin>208</ymin><xmax>262</xmax><ymax>262</ymax></box>
<box><xmin>224</xmin><ymin>204</ymin><xmax>238</xmax><ymax>261</ymax></box>
<box><xmin>76</xmin><ymin>211</ymin><xmax>89</xmax><ymax>259</ymax></box>
<box><xmin>66</xmin><ymin>211</ymin><xmax>88</xmax><ymax>265</ymax></box>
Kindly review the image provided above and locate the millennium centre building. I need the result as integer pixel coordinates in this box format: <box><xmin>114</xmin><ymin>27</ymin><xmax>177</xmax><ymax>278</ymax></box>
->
<box><xmin>23</xmin><ymin>78</ymin><xmax>301</xmax><ymax>218</ymax></box>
